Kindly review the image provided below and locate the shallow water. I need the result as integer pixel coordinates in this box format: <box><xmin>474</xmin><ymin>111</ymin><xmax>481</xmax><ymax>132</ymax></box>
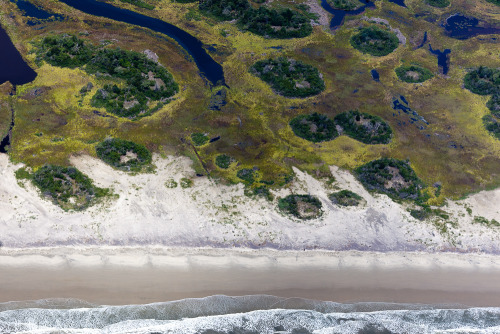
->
<box><xmin>9</xmin><ymin>0</ymin><xmax>64</xmax><ymax>25</ymax></box>
<box><xmin>1</xmin><ymin>295</ymin><xmax>499</xmax><ymax>333</ymax></box>
<box><xmin>429</xmin><ymin>44</ymin><xmax>451</xmax><ymax>75</ymax></box>
<box><xmin>445</xmin><ymin>14</ymin><xmax>500</xmax><ymax>40</ymax></box>
<box><xmin>320</xmin><ymin>0</ymin><xmax>375</xmax><ymax>29</ymax></box>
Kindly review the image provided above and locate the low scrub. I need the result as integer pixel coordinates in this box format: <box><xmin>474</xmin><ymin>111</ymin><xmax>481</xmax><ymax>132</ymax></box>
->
<box><xmin>464</xmin><ymin>66</ymin><xmax>500</xmax><ymax>96</ymax></box>
<box><xmin>355</xmin><ymin>158</ymin><xmax>423</xmax><ymax>200</ymax></box>
<box><xmin>334</xmin><ymin>110</ymin><xmax>392</xmax><ymax>144</ymax></box>
<box><xmin>395</xmin><ymin>65</ymin><xmax>434</xmax><ymax>83</ymax></box>
<box><xmin>326</xmin><ymin>0</ymin><xmax>363</xmax><ymax>10</ymax></box>
<box><xmin>251</xmin><ymin>57</ymin><xmax>325</xmax><ymax>98</ymax></box>
<box><xmin>191</xmin><ymin>133</ymin><xmax>209</xmax><ymax>146</ymax></box>
<box><xmin>215</xmin><ymin>154</ymin><xmax>233</xmax><ymax>169</ymax></box>
<box><xmin>483</xmin><ymin>114</ymin><xmax>500</xmax><ymax>140</ymax></box>
<box><xmin>278</xmin><ymin>194</ymin><xmax>323</xmax><ymax>220</ymax></box>
<box><xmin>290</xmin><ymin>113</ymin><xmax>338</xmax><ymax>143</ymax></box>
<box><xmin>350</xmin><ymin>26</ymin><xmax>399</xmax><ymax>57</ymax></box>
<box><xmin>425</xmin><ymin>0</ymin><xmax>450</xmax><ymax>7</ymax></box>
<box><xmin>237</xmin><ymin>168</ymin><xmax>257</xmax><ymax>183</ymax></box>
<box><xmin>96</xmin><ymin>138</ymin><xmax>152</xmax><ymax>172</ymax></box>
<box><xmin>329</xmin><ymin>190</ymin><xmax>364</xmax><ymax>207</ymax></box>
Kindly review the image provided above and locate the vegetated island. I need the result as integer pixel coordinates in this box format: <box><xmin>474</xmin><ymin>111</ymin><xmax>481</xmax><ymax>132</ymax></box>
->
<box><xmin>326</xmin><ymin>0</ymin><xmax>364</xmax><ymax>10</ymax></box>
<box><xmin>425</xmin><ymin>0</ymin><xmax>451</xmax><ymax>8</ymax></box>
<box><xmin>350</xmin><ymin>26</ymin><xmax>400</xmax><ymax>57</ymax></box>
<box><xmin>395</xmin><ymin>65</ymin><xmax>434</xmax><ymax>83</ymax></box>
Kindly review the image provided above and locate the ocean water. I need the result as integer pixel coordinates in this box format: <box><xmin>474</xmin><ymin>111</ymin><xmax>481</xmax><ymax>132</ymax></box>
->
<box><xmin>1</xmin><ymin>295</ymin><xmax>500</xmax><ymax>334</ymax></box>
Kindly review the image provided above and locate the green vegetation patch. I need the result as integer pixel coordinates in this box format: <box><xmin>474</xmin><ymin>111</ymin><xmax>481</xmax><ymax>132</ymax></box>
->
<box><xmin>425</xmin><ymin>0</ymin><xmax>450</xmax><ymax>7</ymax></box>
<box><xmin>487</xmin><ymin>95</ymin><xmax>500</xmax><ymax>113</ymax></box>
<box><xmin>36</xmin><ymin>34</ymin><xmax>178</xmax><ymax>119</ymax></box>
<box><xmin>191</xmin><ymin>133</ymin><xmax>209</xmax><ymax>146</ymax></box>
<box><xmin>95</xmin><ymin>138</ymin><xmax>152</xmax><ymax>172</ymax></box>
<box><xmin>278</xmin><ymin>194</ymin><xmax>323</xmax><ymax>220</ymax></box>
<box><xmin>118</xmin><ymin>0</ymin><xmax>155</xmax><ymax>9</ymax></box>
<box><xmin>199</xmin><ymin>0</ymin><xmax>250</xmax><ymax>20</ymax></box>
<box><xmin>334</xmin><ymin>110</ymin><xmax>392</xmax><ymax>144</ymax></box>
<box><xmin>32</xmin><ymin>165</ymin><xmax>109</xmax><ymax>211</ymax></box>
<box><xmin>483</xmin><ymin>114</ymin><xmax>500</xmax><ymax>140</ymax></box>
<box><xmin>289</xmin><ymin>113</ymin><xmax>338</xmax><ymax>143</ymax></box>
<box><xmin>473</xmin><ymin>215</ymin><xmax>500</xmax><ymax>227</ymax></box>
<box><xmin>350</xmin><ymin>26</ymin><xmax>400</xmax><ymax>57</ymax></box>
<box><xmin>326</xmin><ymin>0</ymin><xmax>363</xmax><ymax>10</ymax></box>
<box><xmin>395</xmin><ymin>65</ymin><xmax>434</xmax><ymax>83</ymax></box>
<box><xmin>237</xmin><ymin>168</ymin><xmax>257</xmax><ymax>183</ymax></box>
<box><xmin>486</xmin><ymin>0</ymin><xmax>500</xmax><ymax>6</ymax></box>
<box><xmin>355</xmin><ymin>158</ymin><xmax>423</xmax><ymax>200</ymax></box>
<box><xmin>251</xmin><ymin>58</ymin><xmax>325</xmax><ymax>98</ymax></box>
<box><xmin>215</xmin><ymin>154</ymin><xmax>233</xmax><ymax>169</ymax></box>
<box><xmin>329</xmin><ymin>190</ymin><xmax>364</xmax><ymax>207</ymax></box>
<box><xmin>464</xmin><ymin>66</ymin><xmax>500</xmax><ymax>96</ymax></box>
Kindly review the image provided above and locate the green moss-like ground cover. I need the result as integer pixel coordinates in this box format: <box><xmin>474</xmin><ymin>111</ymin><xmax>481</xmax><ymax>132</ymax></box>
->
<box><xmin>334</xmin><ymin>110</ymin><xmax>392</xmax><ymax>144</ymax></box>
<box><xmin>118</xmin><ymin>0</ymin><xmax>155</xmax><ymax>9</ymax></box>
<box><xmin>251</xmin><ymin>58</ymin><xmax>325</xmax><ymax>98</ymax></box>
<box><xmin>278</xmin><ymin>194</ymin><xmax>323</xmax><ymax>220</ymax></box>
<box><xmin>355</xmin><ymin>158</ymin><xmax>423</xmax><ymax>200</ymax></box>
<box><xmin>425</xmin><ymin>0</ymin><xmax>451</xmax><ymax>7</ymax></box>
<box><xmin>350</xmin><ymin>26</ymin><xmax>399</xmax><ymax>57</ymax></box>
<box><xmin>289</xmin><ymin>113</ymin><xmax>338</xmax><ymax>143</ymax></box>
<box><xmin>329</xmin><ymin>190</ymin><xmax>363</xmax><ymax>207</ymax></box>
<box><xmin>32</xmin><ymin>165</ymin><xmax>109</xmax><ymax>210</ymax></box>
<box><xmin>215</xmin><ymin>154</ymin><xmax>233</xmax><ymax>169</ymax></box>
<box><xmin>191</xmin><ymin>133</ymin><xmax>209</xmax><ymax>146</ymax></box>
<box><xmin>395</xmin><ymin>65</ymin><xmax>434</xmax><ymax>83</ymax></box>
<box><xmin>95</xmin><ymin>138</ymin><xmax>152</xmax><ymax>171</ymax></box>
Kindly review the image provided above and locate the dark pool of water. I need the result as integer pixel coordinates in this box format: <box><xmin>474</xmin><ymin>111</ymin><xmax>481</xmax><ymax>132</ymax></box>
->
<box><xmin>444</xmin><ymin>14</ymin><xmax>500</xmax><ymax>40</ymax></box>
<box><xmin>58</xmin><ymin>0</ymin><xmax>225</xmax><ymax>86</ymax></box>
<box><xmin>0</xmin><ymin>25</ymin><xmax>37</xmax><ymax>86</ymax></box>
<box><xmin>417</xmin><ymin>31</ymin><xmax>428</xmax><ymax>49</ymax></box>
<box><xmin>370</xmin><ymin>69</ymin><xmax>380</xmax><ymax>82</ymax></box>
<box><xmin>391</xmin><ymin>96</ymin><xmax>429</xmax><ymax>130</ymax></box>
<box><xmin>10</xmin><ymin>0</ymin><xmax>64</xmax><ymax>25</ymax></box>
<box><xmin>428</xmin><ymin>44</ymin><xmax>451</xmax><ymax>75</ymax></box>
<box><xmin>320</xmin><ymin>0</ymin><xmax>375</xmax><ymax>30</ymax></box>
<box><xmin>387</xmin><ymin>0</ymin><xmax>406</xmax><ymax>7</ymax></box>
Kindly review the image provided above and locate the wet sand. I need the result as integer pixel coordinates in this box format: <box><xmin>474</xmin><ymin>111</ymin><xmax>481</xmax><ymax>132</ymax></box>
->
<box><xmin>1</xmin><ymin>247</ymin><xmax>500</xmax><ymax>306</ymax></box>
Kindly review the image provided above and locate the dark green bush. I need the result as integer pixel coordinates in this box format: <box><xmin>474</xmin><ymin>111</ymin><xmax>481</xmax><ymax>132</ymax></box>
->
<box><xmin>487</xmin><ymin>94</ymin><xmax>500</xmax><ymax>113</ymax></box>
<box><xmin>355</xmin><ymin>158</ymin><xmax>423</xmax><ymax>200</ymax></box>
<box><xmin>215</xmin><ymin>154</ymin><xmax>233</xmax><ymax>169</ymax></box>
<box><xmin>191</xmin><ymin>133</ymin><xmax>209</xmax><ymax>146</ymax></box>
<box><xmin>350</xmin><ymin>26</ymin><xmax>399</xmax><ymax>57</ymax></box>
<box><xmin>486</xmin><ymin>0</ymin><xmax>499</xmax><ymax>5</ymax></box>
<box><xmin>95</xmin><ymin>138</ymin><xmax>152</xmax><ymax>171</ymax></box>
<box><xmin>37</xmin><ymin>34</ymin><xmax>178</xmax><ymax>119</ymax></box>
<box><xmin>329</xmin><ymin>190</ymin><xmax>363</xmax><ymax>207</ymax></box>
<box><xmin>32</xmin><ymin>165</ymin><xmax>108</xmax><ymax>210</ymax></box>
<box><xmin>326</xmin><ymin>0</ymin><xmax>362</xmax><ymax>10</ymax></box>
<box><xmin>483</xmin><ymin>114</ymin><xmax>500</xmax><ymax>140</ymax></box>
<box><xmin>464</xmin><ymin>66</ymin><xmax>500</xmax><ymax>96</ymax></box>
<box><xmin>334</xmin><ymin>110</ymin><xmax>392</xmax><ymax>144</ymax></box>
<box><xmin>289</xmin><ymin>113</ymin><xmax>338</xmax><ymax>143</ymax></box>
<box><xmin>278</xmin><ymin>194</ymin><xmax>323</xmax><ymax>220</ymax></box>
<box><xmin>237</xmin><ymin>168</ymin><xmax>256</xmax><ymax>183</ymax></box>
<box><xmin>425</xmin><ymin>0</ymin><xmax>450</xmax><ymax>7</ymax></box>
<box><xmin>251</xmin><ymin>57</ymin><xmax>325</xmax><ymax>98</ymax></box>
<box><xmin>15</xmin><ymin>167</ymin><xmax>32</xmax><ymax>181</ymax></box>
<box><xmin>395</xmin><ymin>65</ymin><xmax>434</xmax><ymax>83</ymax></box>
<box><xmin>199</xmin><ymin>0</ymin><xmax>250</xmax><ymax>20</ymax></box>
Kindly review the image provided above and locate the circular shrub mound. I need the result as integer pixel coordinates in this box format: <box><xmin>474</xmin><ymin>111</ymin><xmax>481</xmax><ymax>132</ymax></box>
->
<box><xmin>215</xmin><ymin>154</ymin><xmax>233</xmax><ymax>169</ymax></box>
<box><xmin>329</xmin><ymin>190</ymin><xmax>364</xmax><ymax>207</ymax></box>
<box><xmin>96</xmin><ymin>138</ymin><xmax>152</xmax><ymax>172</ymax></box>
<box><xmin>237</xmin><ymin>168</ymin><xmax>256</xmax><ymax>183</ymax></box>
<box><xmin>486</xmin><ymin>0</ymin><xmax>499</xmax><ymax>6</ymax></box>
<box><xmin>355</xmin><ymin>158</ymin><xmax>423</xmax><ymax>200</ymax></box>
<box><xmin>350</xmin><ymin>26</ymin><xmax>400</xmax><ymax>57</ymax></box>
<box><xmin>191</xmin><ymin>133</ymin><xmax>209</xmax><ymax>146</ymax></box>
<box><xmin>290</xmin><ymin>113</ymin><xmax>338</xmax><ymax>143</ymax></box>
<box><xmin>326</xmin><ymin>0</ymin><xmax>362</xmax><ymax>10</ymax></box>
<box><xmin>483</xmin><ymin>114</ymin><xmax>500</xmax><ymax>140</ymax></box>
<box><xmin>464</xmin><ymin>66</ymin><xmax>500</xmax><ymax>96</ymax></box>
<box><xmin>425</xmin><ymin>0</ymin><xmax>450</xmax><ymax>7</ymax></box>
<box><xmin>334</xmin><ymin>110</ymin><xmax>392</xmax><ymax>144</ymax></box>
<box><xmin>251</xmin><ymin>57</ymin><xmax>325</xmax><ymax>98</ymax></box>
<box><xmin>278</xmin><ymin>194</ymin><xmax>323</xmax><ymax>220</ymax></box>
<box><xmin>487</xmin><ymin>94</ymin><xmax>500</xmax><ymax>113</ymax></box>
<box><xmin>395</xmin><ymin>65</ymin><xmax>434</xmax><ymax>83</ymax></box>
<box><xmin>33</xmin><ymin>165</ymin><xmax>107</xmax><ymax>210</ymax></box>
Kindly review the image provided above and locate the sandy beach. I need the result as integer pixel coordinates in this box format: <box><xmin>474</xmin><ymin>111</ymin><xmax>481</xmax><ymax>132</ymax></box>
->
<box><xmin>1</xmin><ymin>247</ymin><xmax>500</xmax><ymax>306</ymax></box>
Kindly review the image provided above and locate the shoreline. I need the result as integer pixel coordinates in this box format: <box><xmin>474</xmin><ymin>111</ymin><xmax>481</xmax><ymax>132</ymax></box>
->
<box><xmin>2</xmin><ymin>247</ymin><xmax>500</xmax><ymax>306</ymax></box>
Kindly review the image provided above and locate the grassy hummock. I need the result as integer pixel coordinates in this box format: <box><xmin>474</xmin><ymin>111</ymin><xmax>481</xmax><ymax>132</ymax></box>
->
<box><xmin>278</xmin><ymin>194</ymin><xmax>323</xmax><ymax>220</ymax></box>
<box><xmin>33</xmin><ymin>165</ymin><xmax>109</xmax><ymax>210</ymax></box>
<box><xmin>425</xmin><ymin>0</ymin><xmax>450</xmax><ymax>7</ymax></box>
<box><xmin>334</xmin><ymin>110</ymin><xmax>392</xmax><ymax>144</ymax></box>
<box><xmin>289</xmin><ymin>113</ymin><xmax>338</xmax><ymax>143</ymax></box>
<box><xmin>251</xmin><ymin>58</ymin><xmax>325</xmax><ymax>98</ymax></box>
<box><xmin>191</xmin><ymin>133</ymin><xmax>209</xmax><ymax>146</ymax></box>
<box><xmin>329</xmin><ymin>190</ymin><xmax>364</xmax><ymax>207</ymax></box>
<box><xmin>326</xmin><ymin>0</ymin><xmax>363</xmax><ymax>10</ymax></box>
<box><xmin>350</xmin><ymin>26</ymin><xmax>400</xmax><ymax>57</ymax></box>
<box><xmin>464</xmin><ymin>66</ymin><xmax>500</xmax><ymax>96</ymax></box>
<box><xmin>237</xmin><ymin>168</ymin><xmax>257</xmax><ymax>183</ymax></box>
<box><xmin>215</xmin><ymin>154</ymin><xmax>233</xmax><ymax>169</ymax></box>
<box><xmin>355</xmin><ymin>158</ymin><xmax>423</xmax><ymax>200</ymax></box>
<box><xmin>395</xmin><ymin>65</ymin><xmax>434</xmax><ymax>83</ymax></box>
<box><xmin>118</xmin><ymin>0</ymin><xmax>155</xmax><ymax>9</ymax></box>
<box><xmin>36</xmin><ymin>34</ymin><xmax>178</xmax><ymax>119</ymax></box>
<box><xmin>95</xmin><ymin>138</ymin><xmax>152</xmax><ymax>172</ymax></box>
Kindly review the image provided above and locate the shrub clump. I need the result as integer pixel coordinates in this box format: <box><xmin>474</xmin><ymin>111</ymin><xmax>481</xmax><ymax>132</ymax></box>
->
<box><xmin>237</xmin><ymin>168</ymin><xmax>256</xmax><ymax>183</ymax></box>
<box><xmin>483</xmin><ymin>114</ymin><xmax>500</xmax><ymax>140</ymax></box>
<box><xmin>355</xmin><ymin>158</ymin><xmax>423</xmax><ymax>200</ymax></box>
<box><xmin>334</xmin><ymin>110</ymin><xmax>392</xmax><ymax>144</ymax></box>
<box><xmin>118</xmin><ymin>0</ymin><xmax>155</xmax><ymax>9</ymax></box>
<box><xmin>215</xmin><ymin>154</ymin><xmax>233</xmax><ymax>169</ymax></box>
<box><xmin>464</xmin><ymin>66</ymin><xmax>500</xmax><ymax>96</ymax></box>
<box><xmin>425</xmin><ymin>0</ymin><xmax>450</xmax><ymax>7</ymax></box>
<box><xmin>350</xmin><ymin>26</ymin><xmax>400</xmax><ymax>57</ymax></box>
<box><xmin>32</xmin><ymin>165</ymin><xmax>108</xmax><ymax>210</ymax></box>
<box><xmin>486</xmin><ymin>0</ymin><xmax>499</xmax><ymax>5</ymax></box>
<box><xmin>395</xmin><ymin>65</ymin><xmax>434</xmax><ymax>83</ymax></box>
<box><xmin>487</xmin><ymin>94</ymin><xmax>500</xmax><ymax>113</ymax></box>
<box><xmin>326</xmin><ymin>0</ymin><xmax>363</xmax><ymax>10</ymax></box>
<box><xmin>329</xmin><ymin>190</ymin><xmax>364</xmax><ymax>207</ymax></box>
<box><xmin>191</xmin><ymin>133</ymin><xmax>209</xmax><ymax>146</ymax></box>
<box><xmin>251</xmin><ymin>57</ymin><xmax>325</xmax><ymax>98</ymax></box>
<box><xmin>37</xmin><ymin>34</ymin><xmax>178</xmax><ymax>119</ymax></box>
<box><xmin>96</xmin><ymin>138</ymin><xmax>152</xmax><ymax>172</ymax></box>
<box><xmin>278</xmin><ymin>194</ymin><xmax>323</xmax><ymax>220</ymax></box>
<box><xmin>289</xmin><ymin>113</ymin><xmax>338</xmax><ymax>143</ymax></box>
